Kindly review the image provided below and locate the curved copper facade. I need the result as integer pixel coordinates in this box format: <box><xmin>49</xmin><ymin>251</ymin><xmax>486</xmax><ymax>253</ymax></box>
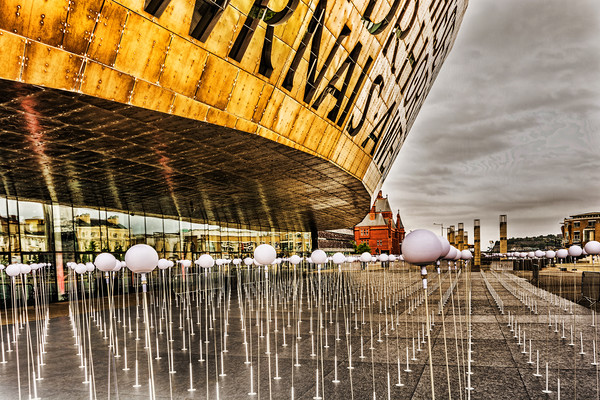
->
<box><xmin>0</xmin><ymin>0</ymin><xmax>466</xmax><ymax>229</ymax></box>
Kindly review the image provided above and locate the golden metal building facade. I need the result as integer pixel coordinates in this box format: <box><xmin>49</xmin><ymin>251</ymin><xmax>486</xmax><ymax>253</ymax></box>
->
<box><xmin>0</xmin><ymin>0</ymin><xmax>467</xmax><ymax>230</ymax></box>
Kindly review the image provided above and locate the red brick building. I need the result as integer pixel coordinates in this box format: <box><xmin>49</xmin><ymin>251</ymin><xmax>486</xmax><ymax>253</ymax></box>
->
<box><xmin>354</xmin><ymin>191</ymin><xmax>405</xmax><ymax>255</ymax></box>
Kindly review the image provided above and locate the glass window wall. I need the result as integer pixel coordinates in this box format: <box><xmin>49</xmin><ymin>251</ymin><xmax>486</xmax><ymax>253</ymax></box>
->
<box><xmin>0</xmin><ymin>196</ymin><xmax>312</xmax><ymax>305</ymax></box>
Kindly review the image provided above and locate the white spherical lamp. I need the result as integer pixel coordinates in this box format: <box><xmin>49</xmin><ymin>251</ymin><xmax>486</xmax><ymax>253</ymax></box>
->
<box><xmin>359</xmin><ymin>252</ymin><xmax>371</xmax><ymax>262</ymax></box>
<box><xmin>181</xmin><ymin>259</ymin><xmax>192</xmax><ymax>268</ymax></box>
<box><xmin>158</xmin><ymin>259</ymin><xmax>170</xmax><ymax>270</ymax></box>
<box><xmin>401</xmin><ymin>229</ymin><xmax>443</xmax><ymax>265</ymax></box>
<box><xmin>438</xmin><ymin>236</ymin><xmax>451</xmax><ymax>258</ymax></box>
<box><xmin>125</xmin><ymin>244</ymin><xmax>159</xmax><ymax>274</ymax></box>
<box><xmin>461</xmin><ymin>250</ymin><xmax>473</xmax><ymax>260</ymax></box>
<box><xmin>545</xmin><ymin>250</ymin><xmax>556</xmax><ymax>259</ymax></box>
<box><xmin>75</xmin><ymin>263</ymin><xmax>87</xmax><ymax>274</ymax></box>
<box><xmin>233</xmin><ymin>258</ymin><xmax>241</xmax><ymax>265</ymax></box>
<box><xmin>6</xmin><ymin>264</ymin><xmax>20</xmax><ymax>277</ymax></box>
<box><xmin>379</xmin><ymin>253</ymin><xmax>389</xmax><ymax>262</ymax></box>
<box><xmin>534</xmin><ymin>250</ymin><xmax>544</xmax><ymax>258</ymax></box>
<box><xmin>556</xmin><ymin>249</ymin><xmax>568</xmax><ymax>259</ymax></box>
<box><xmin>568</xmin><ymin>245</ymin><xmax>583</xmax><ymax>257</ymax></box>
<box><xmin>388</xmin><ymin>255</ymin><xmax>396</xmax><ymax>262</ymax></box>
<box><xmin>20</xmin><ymin>264</ymin><xmax>31</xmax><ymax>274</ymax></box>
<box><xmin>197</xmin><ymin>254</ymin><xmax>215</xmax><ymax>269</ymax></box>
<box><xmin>254</xmin><ymin>244</ymin><xmax>277</xmax><ymax>266</ymax></box>
<box><xmin>95</xmin><ymin>253</ymin><xmax>117</xmax><ymax>272</ymax></box>
<box><xmin>584</xmin><ymin>241</ymin><xmax>600</xmax><ymax>255</ymax></box>
<box><xmin>244</xmin><ymin>257</ymin><xmax>254</xmax><ymax>266</ymax></box>
<box><xmin>332</xmin><ymin>252</ymin><xmax>346</xmax><ymax>264</ymax></box>
<box><xmin>311</xmin><ymin>249</ymin><xmax>327</xmax><ymax>265</ymax></box>
<box><xmin>444</xmin><ymin>247</ymin><xmax>458</xmax><ymax>260</ymax></box>
<box><xmin>289</xmin><ymin>255</ymin><xmax>301</xmax><ymax>265</ymax></box>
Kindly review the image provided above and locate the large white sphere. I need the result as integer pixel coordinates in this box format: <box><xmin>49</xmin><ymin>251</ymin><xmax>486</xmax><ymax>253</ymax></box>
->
<box><xmin>244</xmin><ymin>257</ymin><xmax>254</xmax><ymax>266</ymax></box>
<box><xmin>158</xmin><ymin>259</ymin><xmax>170</xmax><ymax>270</ymax></box>
<box><xmin>254</xmin><ymin>244</ymin><xmax>277</xmax><ymax>266</ymax></box>
<box><xmin>95</xmin><ymin>253</ymin><xmax>117</xmax><ymax>272</ymax></box>
<box><xmin>359</xmin><ymin>252</ymin><xmax>372</xmax><ymax>262</ymax></box>
<box><xmin>311</xmin><ymin>249</ymin><xmax>328</xmax><ymax>264</ymax></box>
<box><xmin>401</xmin><ymin>229</ymin><xmax>443</xmax><ymax>265</ymax></box>
<box><xmin>534</xmin><ymin>250</ymin><xmax>544</xmax><ymax>258</ymax></box>
<box><xmin>584</xmin><ymin>241</ymin><xmax>600</xmax><ymax>255</ymax></box>
<box><xmin>75</xmin><ymin>263</ymin><xmax>87</xmax><ymax>274</ymax></box>
<box><xmin>438</xmin><ymin>236</ymin><xmax>451</xmax><ymax>258</ymax></box>
<box><xmin>125</xmin><ymin>244</ymin><xmax>159</xmax><ymax>274</ymax></box>
<box><xmin>568</xmin><ymin>245</ymin><xmax>583</xmax><ymax>257</ymax></box>
<box><xmin>289</xmin><ymin>255</ymin><xmax>301</xmax><ymax>265</ymax></box>
<box><xmin>461</xmin><ymin>250</ymin><xmax>473</xmax><ymax>260</ymax></box>
<box><xmin>556</xmin><ymin>249</ymin><xmax>568</xmax><ymax>259</ymax></box>
<box><xmin>6</xmin><ymin>264</ymin><xmax>20</xmax><ymax>277</ymax></box>
<box><xmin>444</xmin><ymin>247</ymin><xmax>458</xmax><ymax>260</ymax></box>
<box><xmin>332</xmin><ymin>252</ymin><xmax>346</xmax><ymax>264</ymax></box>
<box><xmin>545</xmin><ymin>250</ymin><xmax>556</xmax><ymax>259</ymax></box>
<box><xmin>20</xmin><ymin>264</ymin><xmax>31</xmax><ymax>274</ymax></box>
<box><xmin>388</xmin><ymin>255</ymin><xmax>396</xmax><ymax>262</ymax></box>
<box><xmin>0</xmin><ymin>264</ymin><xmax>4</xmax><ymax>270</ymax></box>
<box><xmin>379</xmin><ymin>253</ymin><xmax>389</xmax><ymax>262</ymax></box>
<box><xmin>197</xmin><ymin>254</ymin><xmax>215</xmax><ymax>268</ymax></box>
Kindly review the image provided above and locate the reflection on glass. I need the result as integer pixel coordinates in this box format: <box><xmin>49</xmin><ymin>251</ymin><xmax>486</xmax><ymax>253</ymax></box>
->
<box><xmin>0</xmin><ymin>196</ymin><xmax>313</xmax><ymax>305</ymax></box>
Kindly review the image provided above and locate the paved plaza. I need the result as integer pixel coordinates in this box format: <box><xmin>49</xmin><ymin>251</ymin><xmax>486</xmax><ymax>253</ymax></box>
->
<box><xmin>0</xmin><ymin>265</ymin><xmax>597</xmax><ymax>399</ymax></box>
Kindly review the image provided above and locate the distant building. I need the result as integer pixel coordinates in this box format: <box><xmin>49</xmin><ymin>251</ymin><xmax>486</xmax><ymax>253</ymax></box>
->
<box><xmin>562</xmin><ymin>212</ymin><xmax>600</xmax><ymax>246</ymax></box>
<box><xmin>317</xmin><ymin>229</ymin><xmax>355</xmax><ymax>253</ymax></box>
<box><xmin>354</xmin><ymin>191</ymin><xmax>405</xmax><ymax>255</ymax></box>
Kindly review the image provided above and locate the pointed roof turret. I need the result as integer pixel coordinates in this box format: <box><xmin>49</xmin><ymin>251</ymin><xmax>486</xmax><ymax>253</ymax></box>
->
<box><xmin>396</xmin><ymin>210</ymin><xmax>404</xmax><ymax>229</ymax></box>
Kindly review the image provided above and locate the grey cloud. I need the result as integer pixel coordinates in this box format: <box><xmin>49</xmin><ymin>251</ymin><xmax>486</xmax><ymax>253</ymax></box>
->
<box><xmin>382</xmin><ymin>0</ymin><xmax>600</xmax><ymax>246</ymax></box>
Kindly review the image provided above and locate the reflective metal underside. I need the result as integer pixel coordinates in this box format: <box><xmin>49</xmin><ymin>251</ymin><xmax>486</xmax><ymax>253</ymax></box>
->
<box><xmin>0</xmin><ymin>79</ymin><xmax>370</xmax><ymax>231</ymax></box>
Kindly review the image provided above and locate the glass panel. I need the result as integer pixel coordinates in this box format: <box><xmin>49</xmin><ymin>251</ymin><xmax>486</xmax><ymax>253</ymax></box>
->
<box><xmin>208</xmin><ymin>224</ymin><xmax>221</xmax><ymax>255</ymax></box>
<box><xmin>145</xmin><ymin>216</ymin><xmax>163</xmax><ymax>253</ymax></box>
<box><xmin>73</xmin><ymin>206</ymin><xmax>101</xmax><ymax>262</ymax></box>
<box><xmin>106</xmin><ymin>211</ymin><xmax>129</xmax><ymax>257</ymax></box>
<box><xmin>190</xmin><ymin>221</ymin><xmax>207</xmax><ymax>255</ymax></box>
<box><xmin>19</xmin><ymin>201</ymin><xmax>49</xmax><ymax>252</ymax></box>
<box><xmin>164</xmin><ymin>217</ymin><xmax>181</xmax><ymax>260</ymax></box>
<box><xmin>0</xmin><ymin>197</ymin><xmax>9</xmax><ymax>253</ymax></box>
<box><xmin>8</xmin><ymin>198</ymin><xmax>21</xmax><ymax>259</ymax></box>
<box><xmin>130</xmin><ymin>214</ymin><xmax>145</xmax><ymax>245</ymax></box>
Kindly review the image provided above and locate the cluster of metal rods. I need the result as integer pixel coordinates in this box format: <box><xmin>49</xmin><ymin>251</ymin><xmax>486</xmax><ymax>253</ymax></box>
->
<box><xmin>0</xmin><ymin>254</ymin><xmax>598</xmax><ymax>399</ymax></box>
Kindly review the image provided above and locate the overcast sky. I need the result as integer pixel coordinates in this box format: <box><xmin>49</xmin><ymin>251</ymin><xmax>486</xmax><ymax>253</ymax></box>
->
<box><xmin>382</xmin><ymin>0</ymin><xmax>600</xmax><ymax>250</ymax></box>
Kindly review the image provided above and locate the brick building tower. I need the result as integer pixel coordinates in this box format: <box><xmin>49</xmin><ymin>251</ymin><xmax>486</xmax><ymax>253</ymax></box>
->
<box><xmin>354</xmin><ymin>191</ymin><xmax>405</xmax><ymax>255</ymax></box>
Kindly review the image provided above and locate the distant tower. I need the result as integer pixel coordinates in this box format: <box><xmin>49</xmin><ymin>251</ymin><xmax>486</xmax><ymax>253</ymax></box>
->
<box><xmin>464</xmin><ymin>231</ymin><xmax>468</xmax><ymax>248</ymax></box>
<box><xmin>474</xmin><ymin>219</ymin><xmax>481</xmax><ymax>267</ymax></box>
<box><xmin>447</xmin><ymin>225</ymin><xmax>455</xmax><ymax>246</ymax></box>
<box><xmin>457</xmin><ymin>223</ymin><xmax>464</xmax><ymax>251</ymax></box>
<box><xmin>500</xmin><ymin>215</ymin><xmax>508</xmax><ymax>254</ymax></box>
